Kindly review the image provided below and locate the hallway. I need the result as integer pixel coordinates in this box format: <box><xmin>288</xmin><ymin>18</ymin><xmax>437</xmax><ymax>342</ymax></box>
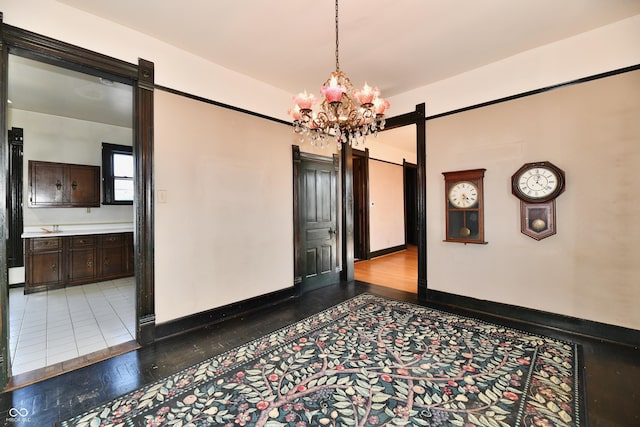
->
<box><xmin>354</xmin><ymin>245</ymin><xmax>418</xmax><ymax>293</ymax></box>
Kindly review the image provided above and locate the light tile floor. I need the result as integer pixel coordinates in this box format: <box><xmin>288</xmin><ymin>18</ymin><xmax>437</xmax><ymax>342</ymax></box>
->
<box><xmin>9</xmin><ymin>277</ymin><xmax>135</xmax><ymax>375</ymax></box>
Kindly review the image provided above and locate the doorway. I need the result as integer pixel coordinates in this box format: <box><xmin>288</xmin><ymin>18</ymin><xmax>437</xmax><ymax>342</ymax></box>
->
<box><xmin>353</xmin><ymin>149</ymin><xmax>369</xmax><ymax>260</ymax></box>
<box><xmin>351</xmin><ymin>105</ymin><xmax>426</xmax><ymax>297</ymax></box>
<box><xmin>6</xmin><ymin>53</ymin><xmax>136</xmax><ymax>381</ymax></box>
<box><xmin>0</xmin><ymin>22</ymin><xmax>155</xmax><ymax>389</ymax></box>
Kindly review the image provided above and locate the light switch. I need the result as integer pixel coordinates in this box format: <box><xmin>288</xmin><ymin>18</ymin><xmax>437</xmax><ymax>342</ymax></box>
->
<box><xmin>158</xmin><ymin>190</ymin><xmax>168</xmax><ymax>203</ymax></box>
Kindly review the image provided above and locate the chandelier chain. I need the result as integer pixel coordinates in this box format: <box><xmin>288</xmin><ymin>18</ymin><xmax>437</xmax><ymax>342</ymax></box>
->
<box><xmin>289</xmin><ymin>0</ymin><xmax>389</xmax><ymax>148</ymax></box>
<box><xmin>335</xmin><ymin>0</ymin><xmax>340</xmax><ymax>71</ymax></box>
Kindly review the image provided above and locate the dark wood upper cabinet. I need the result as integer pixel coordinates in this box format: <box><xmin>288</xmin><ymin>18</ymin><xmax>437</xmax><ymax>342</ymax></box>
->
<box><xmin>28</xmin><ymin>160</ymin><xmax>100</xmax><ymax>208</ymax></box>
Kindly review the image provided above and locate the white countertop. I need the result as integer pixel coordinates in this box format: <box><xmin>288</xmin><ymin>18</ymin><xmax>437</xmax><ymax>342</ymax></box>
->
<box><xmin>22</xmin><ymin>223</ymin><xmax>134</xmax><ymax>239</ymax></box>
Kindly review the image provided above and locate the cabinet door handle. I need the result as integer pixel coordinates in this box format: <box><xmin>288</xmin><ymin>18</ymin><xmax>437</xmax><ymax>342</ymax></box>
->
<box><xmin>56</xmin><ymin>180</ymin><xmax>62</xmax><ymax>190</ymax></box>
<box><xmin>72</xmin><ymin>181</ymin><xmax>78</xmax><ymax>190</ymax></box>
<box><xmin>87</xmin><ymin>260</ymin><xmax>93</xmax><ymax>268</ymax></box>
<box><xmin>51</xmin><ymin>264</ymin><xmax>57</xmax><ymax>272</ymax></box>
<box><xmin>104</xmin><ymin>258</ymin><xmax>109</xmax><ymax>266</ymax></box>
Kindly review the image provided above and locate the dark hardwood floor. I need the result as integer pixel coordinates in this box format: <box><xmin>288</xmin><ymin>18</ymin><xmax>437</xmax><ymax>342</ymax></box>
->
<box><xmin>0</xmin><ymin>281</ymin><xmax>638</xmax><ymax>426</ymax></box>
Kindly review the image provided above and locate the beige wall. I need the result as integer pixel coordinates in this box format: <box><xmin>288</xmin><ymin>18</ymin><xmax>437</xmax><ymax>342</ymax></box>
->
<box><xmin>427</xmin><ymin>70</ymin><xmax>640</xmax><ymax>330</ymax></box>
<box><xmin>154</xmin><ymin>90</ymin><xmax>297</xmax><ymax>323</ymax></box>
<box><xmin>368</xmin><ymin>160</ymin><xmax>405</xmax><ymax>252</ymax></box>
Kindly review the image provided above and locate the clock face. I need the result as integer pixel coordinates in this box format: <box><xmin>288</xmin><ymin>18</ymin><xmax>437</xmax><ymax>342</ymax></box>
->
<box><xmin>448</xmin><ymin>181</ymin><xmax>479</xmax><ymax>208</ymax></box>
<box><xmin>515</xmin><ymin>166</ymin><xmax>559</xmax><ymax>200</ymax></box>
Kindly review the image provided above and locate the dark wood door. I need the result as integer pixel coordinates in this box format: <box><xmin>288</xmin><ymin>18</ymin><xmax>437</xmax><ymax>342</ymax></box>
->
<box><xmin>300</xmin><ymin>156</ymin><xmax>339</xmax><ymax>289</ymax></box>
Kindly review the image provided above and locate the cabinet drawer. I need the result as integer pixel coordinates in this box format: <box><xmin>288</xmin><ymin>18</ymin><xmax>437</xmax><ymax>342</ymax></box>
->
<box><xmin>30</xmin><ymin>237</ymin><xmax>62</xmax><ymax>251</ymax></box>
<box><xmin>101</xmin><ymin>233</ymin><xmax>125</xmax><ymax>247</ymax></box>
<box><xmin>72</xmin><ymin>236</ymin><xmax>97</xmax><ymax>248</ymax></box>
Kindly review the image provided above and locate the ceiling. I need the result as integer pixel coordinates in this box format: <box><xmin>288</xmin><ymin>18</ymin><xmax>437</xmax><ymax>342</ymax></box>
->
<box><xmin>8</xmin><ymin>1</ymin><xmax>640</xmax><ymax>127</ymax></box>
<box><xmin>8</xmin><ymin>55</ymin><xmax>133</xmax><ymax>128</ymax></box>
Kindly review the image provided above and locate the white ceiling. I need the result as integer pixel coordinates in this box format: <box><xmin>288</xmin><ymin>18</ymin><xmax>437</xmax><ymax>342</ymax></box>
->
<box><xmin>8</xmin><ymin>0</ymin><xmax>640</xmax><ymax>127</ymax></box>
<box><xmin>8</xmin><ymin>56</ymin><xmax>133</xmax><ymax>127</ymax></box>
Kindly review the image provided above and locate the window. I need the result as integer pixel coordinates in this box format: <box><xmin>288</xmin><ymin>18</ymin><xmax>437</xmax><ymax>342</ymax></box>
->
<box><xmin>102</xmin><ymin>142</ymin><xmax>133</xmax><ymax>204</ymax></box>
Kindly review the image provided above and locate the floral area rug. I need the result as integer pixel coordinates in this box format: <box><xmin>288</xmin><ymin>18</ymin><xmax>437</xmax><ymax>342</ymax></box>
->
<box><xmin>58</xmin><ymin>293</ymin><xmax>583</xmax><ymax>427</ymax></box>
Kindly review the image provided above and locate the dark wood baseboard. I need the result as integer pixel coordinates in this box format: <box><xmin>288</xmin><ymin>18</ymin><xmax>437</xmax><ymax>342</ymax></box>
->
<box><xmin>368</xmin><ymin>244</ymin><xmax>407</xmax><ymax>259</ymax></box>
<box><xmin>427</xmin><ymin>289</ymin><xmax>640</xmax><ymax>348</ymax></box>
<box><xmin>155</xmin><ymin>287</ymin><xmax>297</xmax><ymax>340</ymax></box>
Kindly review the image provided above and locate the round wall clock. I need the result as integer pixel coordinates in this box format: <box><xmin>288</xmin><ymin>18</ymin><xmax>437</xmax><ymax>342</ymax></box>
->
<box><xmin>511</xmin><ymin>161</ymin><xmax>566</xmax><ymax>241</ymax></box>
<box><xmin>448</xmin><ymin>181</ymin><xmax>479</xmax><ymax>208</ymax></box>
<box><xmin>511</xmin><ymin>161</ymin><xmax>565</xmax><ymax>203</ymax></box>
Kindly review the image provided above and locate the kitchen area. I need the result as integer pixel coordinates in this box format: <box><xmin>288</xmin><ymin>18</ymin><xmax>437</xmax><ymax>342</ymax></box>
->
<box><xmin>7</xmin><ymin>55</ymin><xmax>136</xmax><ymax>379</ymax></box>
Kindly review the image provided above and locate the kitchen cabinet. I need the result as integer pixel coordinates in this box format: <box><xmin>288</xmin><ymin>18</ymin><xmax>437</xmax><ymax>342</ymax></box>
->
<box><xmin>24</xmin><ymin>232</ymin><xmax>133</xmax><ymax>294</ymax></box>
<box><xmin>99</xmin><ymin>233</ymin><xmax>127</xmax><ymax>279</ymax></box>
<box><xmin>25</xmin><ymin>237</ymin><xmax>64</xmax><ymax>294</ymax></box>
<box><xmin>68</xmin><ymin>236</ymin><xmax>97</xmax><ymax>285</ymax></box>
<box><xmin>28</xmin><ymin>160</ymin><xmax>100</xmax><ymax>208</ymax></box>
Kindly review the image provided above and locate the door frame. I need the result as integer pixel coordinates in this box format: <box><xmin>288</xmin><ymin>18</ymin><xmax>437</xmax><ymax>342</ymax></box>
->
<box><xmin>382</xmin><ymin>104</ymin><xmax>426</xmax><ymax>298</ymax></box>
<box><xmin>0</xmin><ymin>20</ymin><xmax>155</xmax><ymax>388</ymax></box>
<box><xmin>403</xmin><ymin>160</ymin><xmax>418</xmax><ymax>246</ymax></box>
<box><xmin>340</xmin><ymin>104</ymin><xmax>426</xmax><ymax>296</ymax></box>
<box><xmin>352</xmin><ymin>148</ymin><xmax>370</xmax><ymax>260</ymax></box>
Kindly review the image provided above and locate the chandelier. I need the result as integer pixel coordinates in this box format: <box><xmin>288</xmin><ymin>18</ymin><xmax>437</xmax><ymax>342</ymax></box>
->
<box><xmin>289</xmin><ymin>0</ymin><xmax>390</xmax><ymax>149</ymax></box>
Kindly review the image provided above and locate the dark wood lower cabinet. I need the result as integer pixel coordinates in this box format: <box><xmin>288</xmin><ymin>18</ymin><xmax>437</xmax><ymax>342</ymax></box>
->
<box><xmin>25</xmin><ymin>232</ymin><xmax>133</xmax><ymax>294</ymax></box>
<box><xmin>99</xmin><ymin>234</ymin><xmax>126</xmax><ymax>279</ymax></box>
<box><xmin>68</xmin><ymin>236</ymin><xmax>97</xmax><ymax>285</ymax></box>
<box><xmin>25</xmin><ymin>237</ymin><xmax>64</xmax><ymax>294</ymax></box>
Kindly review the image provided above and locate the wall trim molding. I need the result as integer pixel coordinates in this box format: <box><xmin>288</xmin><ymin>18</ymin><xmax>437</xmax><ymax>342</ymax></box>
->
<box><xmin>155</xmin><ymin>84</ymin><xmax>290</xmax><ymax>127</ymax></box>
<box><xmin>155</xmin><ymin>287</ymin><xmax>297</xmax><ymax>340</ymax></box>
<box><xmin>368</xmin><ymin>244</ymin><xmax>407</xmax><ymax>259</ymax></box>
<box><xmin>426</xmin><ymin>289</ymin><xmax>640</xmax><ymax>348</ymax></box>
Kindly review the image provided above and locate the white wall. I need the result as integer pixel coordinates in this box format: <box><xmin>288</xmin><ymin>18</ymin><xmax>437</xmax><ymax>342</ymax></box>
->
<box><xmin>154</xmin><ymin>90</ymin><xmax>296</xmax><ymax>323</ymax></box>
<box><xmin>10</xmin><ymin>109</ymin><xmax>133</xmax><ymax>227</ymax></box>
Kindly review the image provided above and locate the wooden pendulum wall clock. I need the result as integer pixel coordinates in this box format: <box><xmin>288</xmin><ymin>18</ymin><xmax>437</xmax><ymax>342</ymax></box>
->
<box><xmin>442</xmin><ymin>168</ymin><xmax>487</xmax><ymax>244</ymax></box>
<box><xmin>511</xmin><ymin>161</ymin><xmax>566</xmax><ymax>240</ymax></box>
